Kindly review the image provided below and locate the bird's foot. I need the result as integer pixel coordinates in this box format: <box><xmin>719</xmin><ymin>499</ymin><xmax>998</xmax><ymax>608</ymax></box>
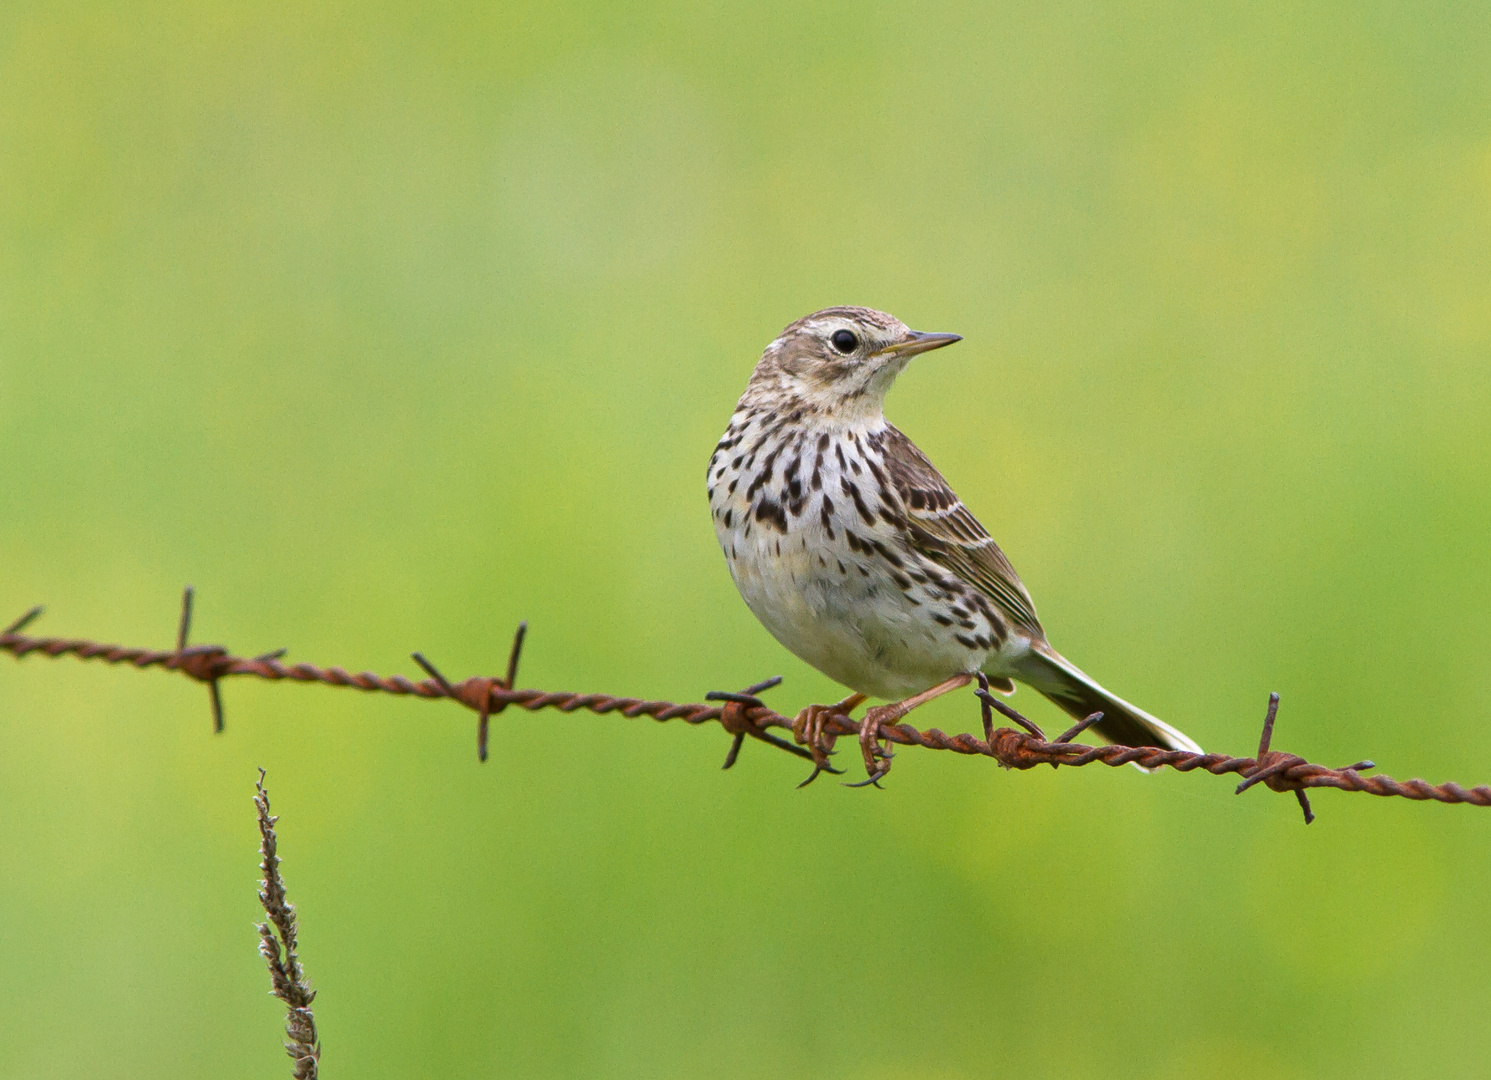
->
<box><xmin>843</xmin><ymin>703</ymin><xmax>902</xmax><ymax>788</ymax></box>
<box><xmin>791</xmin><ymin>693</ymin><xmax>864</xmax><ymax>787</ymax></box>
<box><xmin>843</xmin><ymin>674</ymin><xmax>980</xmax><ymax>788</ymax></box>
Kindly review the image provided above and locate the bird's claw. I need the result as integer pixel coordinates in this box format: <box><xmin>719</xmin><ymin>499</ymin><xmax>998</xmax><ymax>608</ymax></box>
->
<box><xmin>844</xmin><ymin>704</ymin><xmax>899</xmax><ymax>788</ymax></box>
<box><xmin>792</xmin><ymin>695</ymin><xmax>863</xmax><ymax>787</ymax></box>
<box><xmin>795</xmin><ymin>760</ymin><xmax>845</xmax><ymax>788</ymax></box>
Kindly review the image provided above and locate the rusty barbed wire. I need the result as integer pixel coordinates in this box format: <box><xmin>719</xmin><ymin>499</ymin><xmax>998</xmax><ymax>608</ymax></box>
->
<box><xmin>5</xmin><ymin>588</ymin><xmax>1491</xmax><ymax>824</ymax></box>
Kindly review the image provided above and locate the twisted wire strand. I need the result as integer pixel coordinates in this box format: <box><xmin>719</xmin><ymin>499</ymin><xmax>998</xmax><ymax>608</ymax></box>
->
<box><xmin>6</xmin><ymin>600</ymin><xmax>1490</xmax><ymax>817</ymax></box>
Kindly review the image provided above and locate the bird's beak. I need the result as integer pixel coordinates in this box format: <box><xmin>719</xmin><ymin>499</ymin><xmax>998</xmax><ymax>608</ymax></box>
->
<box><xmin>873</xmin><ymin>331</ymin><xmax>963</xmax><ymax>360</ymax></box>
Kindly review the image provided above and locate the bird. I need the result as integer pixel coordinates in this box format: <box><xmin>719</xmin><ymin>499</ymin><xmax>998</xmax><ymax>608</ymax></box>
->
<box><xmin>706</xmin><ymin>306</ymin><xmax>1201</xmax><ymax>784</ymax></box>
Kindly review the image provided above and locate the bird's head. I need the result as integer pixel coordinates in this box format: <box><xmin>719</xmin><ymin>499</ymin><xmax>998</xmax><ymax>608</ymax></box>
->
<box><xmin>749</xmin><ymin>306</ymin><xmax>961</xmax><ymax>419</ymax></box>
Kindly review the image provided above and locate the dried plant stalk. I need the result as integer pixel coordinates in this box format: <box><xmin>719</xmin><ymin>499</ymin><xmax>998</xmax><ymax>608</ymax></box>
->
<box><xmin>255</xmin><ymin>769</ymin><xmax>320</xmax><ymax>1079</ymax></box>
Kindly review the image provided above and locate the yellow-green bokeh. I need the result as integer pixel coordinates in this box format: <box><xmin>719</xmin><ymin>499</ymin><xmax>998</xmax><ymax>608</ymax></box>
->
<box><xmin>3</xmin><ymin>2</ymin><xmax>1490</xmax><ymax>1076</ymax></box>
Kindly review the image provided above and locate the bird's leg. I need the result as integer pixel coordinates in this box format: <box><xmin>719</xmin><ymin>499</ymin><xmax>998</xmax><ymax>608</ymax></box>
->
<box><xmin>791</xmin><ymin>692</ymin><xmax>865</xmax><ymax>787</ymax></box>
<box><xmin>848</xmin><ymin>673</ymin><xmax>976</xmax><ymax>788</ymax></box>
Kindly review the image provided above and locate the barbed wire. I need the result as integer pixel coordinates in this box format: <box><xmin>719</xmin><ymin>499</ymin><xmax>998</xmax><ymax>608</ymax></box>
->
<box><xmin>5</xmin><ymin>587</ymin><xmax>1490</xmax><ymax>824</ymax></box>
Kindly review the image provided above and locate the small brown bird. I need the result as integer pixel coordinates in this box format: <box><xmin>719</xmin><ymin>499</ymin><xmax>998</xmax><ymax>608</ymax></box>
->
<box><xmin>707</xmin><ymin>306</ymin><xmax>1201</xmax><ymax>783</ymax></box>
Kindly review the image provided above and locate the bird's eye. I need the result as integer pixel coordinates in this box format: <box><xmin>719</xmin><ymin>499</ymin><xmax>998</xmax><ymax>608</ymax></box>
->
<box><xmin>830</xmin><ymin>329</ymin><xmax>858</xmax><ymax>354</ymax></box>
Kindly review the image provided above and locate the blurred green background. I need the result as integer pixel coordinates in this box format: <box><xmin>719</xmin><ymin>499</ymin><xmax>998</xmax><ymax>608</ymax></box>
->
<box><xmin>3</xmin><ymin>1</ymin><xmax>1490</xmax><ymax>1076</ymax></box>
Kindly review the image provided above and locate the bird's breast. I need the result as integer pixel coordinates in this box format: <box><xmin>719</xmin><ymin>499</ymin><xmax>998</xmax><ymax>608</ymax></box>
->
<box><xmin>707</xmin><ymin>406</ymin><xmax>1009</xmax><ymax>699</ymax></box>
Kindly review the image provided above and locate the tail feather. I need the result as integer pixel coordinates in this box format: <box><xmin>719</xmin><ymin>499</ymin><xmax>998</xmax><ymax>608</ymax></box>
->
<box><xmin>1010</xmin><ymin>646</ymin><xmax>1201</xmax><ymax>754</ymax></box>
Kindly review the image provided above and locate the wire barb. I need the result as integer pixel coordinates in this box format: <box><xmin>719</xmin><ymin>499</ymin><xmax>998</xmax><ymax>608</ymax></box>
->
<box><xmin>410</xmin><ymin>652</ymin><xmax>458</xmax><ymax>697</ymax></box>
<box><xmin>975</xmin><ymin>673</ymin><xmax>995</xmax><ymax>743</ymax></box>
<box><xmin>465</xmin><ymin>621</ymin><xmax>532</xmax><ymax>762</ymax></box>
<box><xmin>177</xmin><ymin>586</ymin><xmax>195</xmax><ymax>653</ymax></box>
<box><xmin>1055</xmin><ymin>712</ymin><xmax>1105</xmax><ymax>745</ymax></box>
<box><xmin>505</xmin><ymin>621</ymin><xmax>527</xmax><ymax>691</ymax></box>
<box><xmin>705</xmin><ymin>690</ymin><xmax>771</xmax><ymax>706</ymax></box>
<box><xmin>2</xmin><ymin>606</ymin><xmax>44</xmax><ymax>637</ymax></box>
<box><xmin>706</xmin><ymin>675</ymin><xmax>812</xmax><ymax>769</ymax></box>
<box><xmin>722</xmin><ymin>732</ymin><xmax>746</xmax><ymax>770</ymax></box>
<box><xmin>1231</xmin><ymin>693</ymin><xmax>1317</xmax><ymax>823</ymax></box>
<box><xmin>1257</xmin><ymin>691</ymin><xmax>1280</xmax><ymax>758</ymax></box>
<box><xmin>168</xmin><ymin>585</ymin><xmax>231</xmax><ymax>733</ymax></box>
<box><xmin>975</xmin><ymin>689</ymin><xmax>1046</xmax><ymax>740</ymax></box>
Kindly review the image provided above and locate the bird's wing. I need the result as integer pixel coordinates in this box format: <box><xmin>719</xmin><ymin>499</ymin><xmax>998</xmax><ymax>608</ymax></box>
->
<box><xmin>879</xmin><ymin>424</ymin><xmax>1044</xmax><ymax>638</ymax></box>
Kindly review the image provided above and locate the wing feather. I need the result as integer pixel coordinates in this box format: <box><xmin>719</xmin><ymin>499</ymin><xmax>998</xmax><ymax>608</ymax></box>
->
<box><xmin>880</xmin><ymin>425</ymin><xmax>1044</xmax><ymax>638</ymax></box>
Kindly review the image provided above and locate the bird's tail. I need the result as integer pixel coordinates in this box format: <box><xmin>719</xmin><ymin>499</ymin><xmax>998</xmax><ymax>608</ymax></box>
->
<box><xmin>1011</xmin><ymin>645</ymin><xmax>1202</xmax><ymax>753</ymax></box>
